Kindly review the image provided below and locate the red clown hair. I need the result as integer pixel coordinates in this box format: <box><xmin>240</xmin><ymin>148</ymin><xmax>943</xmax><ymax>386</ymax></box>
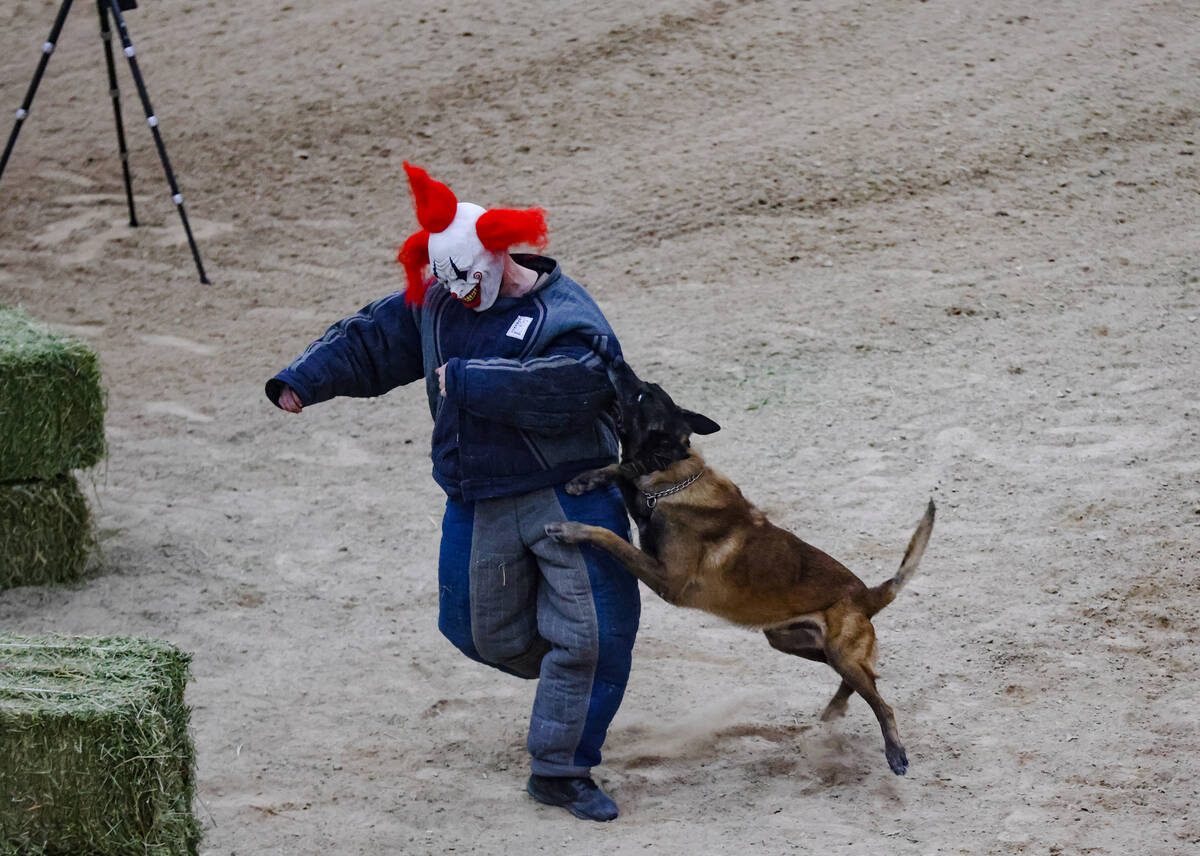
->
<box><xmin>403</xmin><ymin>162</ymin><xmax>457</xmax><ymax>232</ymax></box>
<box><xmin>476</xmin><ymin>207</ymin><xmax>549</xmax><ymax>253</ymax></box>
<box><xmin>397</xmin><ymin>229</ymin><xmax>432</xmax><ymax>305</ymax></box>
<box><xmin>397</xmin><ymin>162</ymin><xmax>550</xmax><ymax>306</ymax></box>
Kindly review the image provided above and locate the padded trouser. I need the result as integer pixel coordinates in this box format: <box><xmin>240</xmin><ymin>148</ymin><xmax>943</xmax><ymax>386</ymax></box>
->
<box><xmin>437</xmin><ymin>484</ymin><xmax>641</xmax><ymax>777</ymax></box>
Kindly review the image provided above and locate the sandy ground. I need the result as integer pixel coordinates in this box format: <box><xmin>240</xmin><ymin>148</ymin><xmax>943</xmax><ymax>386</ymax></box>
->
<box><xmin>2</xmin><ymin>0</ymin><xmax>1199</xmax><ymax>853</ymax></box>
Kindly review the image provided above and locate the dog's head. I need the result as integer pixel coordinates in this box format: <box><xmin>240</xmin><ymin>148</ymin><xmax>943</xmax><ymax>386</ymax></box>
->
<box><xmin>605</xmin><ymin>357</ymin><xmax>720</xmax><ymax>469</ymax></box>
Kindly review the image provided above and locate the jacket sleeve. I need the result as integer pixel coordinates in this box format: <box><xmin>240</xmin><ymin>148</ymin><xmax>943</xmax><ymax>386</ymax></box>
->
<box><xmin>442</xmin><ymin>333</ymin><xmax>614</xmax><ymax>436</ymax></box>
<box><xmin>265</xmin><ymin>292</ymin><xmax>424</xmax><ymax>408</ymax></box>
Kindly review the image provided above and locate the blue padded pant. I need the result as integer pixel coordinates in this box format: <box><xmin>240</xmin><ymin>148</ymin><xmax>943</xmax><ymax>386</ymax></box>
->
<box><xmin>437</xmin><ymin>484</ymin><xmax>641</xmax><ymax>777</ymax></box>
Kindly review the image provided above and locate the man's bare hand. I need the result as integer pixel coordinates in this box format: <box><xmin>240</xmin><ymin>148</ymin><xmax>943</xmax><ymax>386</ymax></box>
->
<box><xmin>278</xmin><ymin>386</ymin><xmax>304</xmax><ymax>413</ymax></box>
<box><xmin>436</xmin><ymin>363</ymin><xmax>448</xmax><ymax>397</ymax></box>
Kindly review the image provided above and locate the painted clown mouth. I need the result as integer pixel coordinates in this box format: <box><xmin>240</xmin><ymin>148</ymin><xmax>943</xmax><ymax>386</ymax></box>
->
<box><xmin>456</xmin><ymin>284</ymin><xmax>481</xmax><ymax>306</ymax></box>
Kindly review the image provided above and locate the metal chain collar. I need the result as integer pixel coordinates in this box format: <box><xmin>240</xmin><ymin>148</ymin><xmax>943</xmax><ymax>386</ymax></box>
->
<box><xmin>641</xmin><ymin>469</ymin><xmax>705</xmax><ymax>509</ymax></box>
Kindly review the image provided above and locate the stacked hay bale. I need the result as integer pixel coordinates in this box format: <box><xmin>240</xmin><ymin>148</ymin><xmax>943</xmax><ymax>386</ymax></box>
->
<box><xmin>0</xmin><ymin>634</ymin><xmax>201</xmax><ymax>855</ymax></box>
<box><xmin>0</xmin><ymin>306</ymin><xmax>106</xmax><ymax>590</ymax></box>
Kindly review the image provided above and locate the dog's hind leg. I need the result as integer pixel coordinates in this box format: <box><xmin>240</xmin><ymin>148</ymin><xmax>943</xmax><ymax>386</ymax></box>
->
<box><xmin>822</xmin><ymin>613</ymin><xmax>908</xmax><ymax>775</ymax></box>
<box><xmin>544</xmin><ymin>522</ymin><xmax>683</xmax><ymax>604</ymax></box>
<box><xmin>819</xmin><ymin>681</ymin><xmax>855</xmax><ymax>721</ymax></box>
<box><xmin>764</xmin><ymin>620</ymin><xmax>852</xmax><ymax>715</ymax></box>
<box><xmin>764</xmin><ymin>619</ymin><xmax>826</xmax><ymax>661</ymax></box>
<box><xmin>765</xmin><ymin>622</ymin><xmax>852</xmax><ymax>720</ymax></box>
<box><xmin>826</xmin><ymin>654</ymin><xmax>907</xmax><ymax>775</ymax></box>
<box><xmin>765</xmin><ymin>622</ymin><xmax>861</xmax><ymax>731</ymax></box>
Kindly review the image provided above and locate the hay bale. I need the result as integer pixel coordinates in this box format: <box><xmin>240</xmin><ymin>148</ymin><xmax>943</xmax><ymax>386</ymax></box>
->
<box><xmin>0</xmin><ymin>306</ymin><xmax>106</xmax><ymax>482</ymax></box>
<box><xmin>0</xmin><ymin>634</ymin><xmax>200</xmax><ymax>856</ymax></box>
<box><xmin>0</xmin><ymin>475</ymin><xmax>93</xmax><ymax>591</ymax></box>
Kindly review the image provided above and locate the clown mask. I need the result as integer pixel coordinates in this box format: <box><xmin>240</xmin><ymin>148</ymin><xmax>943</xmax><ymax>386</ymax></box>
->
<box><xmin>397</xmin><ymin>162</ymin><xmax>549</xmax><ymax>309</ymax></box>
<box><xmin>428</xmin><ymin>203</ymin><xmax>506</xmax><ymax>312</ymax></box>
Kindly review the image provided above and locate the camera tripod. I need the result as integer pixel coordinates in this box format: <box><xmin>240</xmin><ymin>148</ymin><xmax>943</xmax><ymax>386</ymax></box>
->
<box><xmin>1</xmin><ymin>0</ymin><xmax>208</xmax><ymax>283</ymax></box>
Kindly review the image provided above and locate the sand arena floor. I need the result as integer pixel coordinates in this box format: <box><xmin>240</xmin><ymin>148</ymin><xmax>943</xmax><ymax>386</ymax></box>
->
<box><xmin>2</xmin><ymin>1</ymin><xmax>1198</xmax><ymax>853</ymax></box>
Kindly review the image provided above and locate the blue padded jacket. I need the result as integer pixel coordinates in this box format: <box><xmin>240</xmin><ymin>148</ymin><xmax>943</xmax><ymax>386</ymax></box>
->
<box><xmin>266</xmin><ymin>255</ymin><xmax>622</xmax><ymax>501</ymax></box>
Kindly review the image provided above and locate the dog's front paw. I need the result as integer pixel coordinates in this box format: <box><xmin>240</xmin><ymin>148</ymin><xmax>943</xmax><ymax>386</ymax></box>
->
<box><xmin>545</xmin><ymin>522</ymin><xmax>587</xmax><ymax>544</ymax></box>
<box><xmin>565</xmin><ymin>469</ymin><xmax>610</xmax><ymax>496</ymax></box>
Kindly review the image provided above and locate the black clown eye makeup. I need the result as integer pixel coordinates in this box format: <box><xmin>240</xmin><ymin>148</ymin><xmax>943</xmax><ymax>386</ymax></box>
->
<box><xmin>448</xmin><ymin>258</ymin><xmax>470</xmax><ymax>281</ymax></box>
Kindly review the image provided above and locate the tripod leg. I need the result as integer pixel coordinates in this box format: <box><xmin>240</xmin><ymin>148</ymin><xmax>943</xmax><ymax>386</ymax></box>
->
<box><xmin>96</xmin><ymin>0</ymin><xmax>137</xmax><ymax>226</ymax></box>
<box><xmin>104</xmin><ymin>0</ymin><xmax>209</xmax><ymax>284</ymax></box>
<box><xmin>0</xmin><ymin>0</ymin><xmax>77</xmax><ymax>182</ymax></box>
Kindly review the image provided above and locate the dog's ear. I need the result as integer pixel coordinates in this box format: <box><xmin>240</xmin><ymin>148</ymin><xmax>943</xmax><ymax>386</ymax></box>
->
<box><xmin>682</xmin><ymin>410</ymin><xmax>720</xmax><ymax>435</ymax></box>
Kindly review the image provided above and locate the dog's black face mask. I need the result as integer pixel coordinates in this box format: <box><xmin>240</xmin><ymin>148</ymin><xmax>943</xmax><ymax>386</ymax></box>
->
<box><xmin>605</xmin><ymin>358</ymin><xmax>719</xmax><ymax>470</ymax></box>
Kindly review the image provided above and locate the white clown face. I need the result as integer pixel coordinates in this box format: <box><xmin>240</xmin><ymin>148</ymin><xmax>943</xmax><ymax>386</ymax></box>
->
<box><xmin>428</xmin><ymin>202</ymin><xmax>506</xmax><ymax>312</ymax></box>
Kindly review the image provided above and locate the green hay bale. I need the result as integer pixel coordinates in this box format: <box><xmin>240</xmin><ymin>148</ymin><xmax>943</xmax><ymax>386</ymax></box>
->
<box><xmin>0</xmin><ymin>475</ymin><xmax>93</xmax><ymax>591</ymax></box>
<box><xmin>0</xmin><ymin>634</ymin><xmax>200</xmax><ymax>856</ymax></box>
<box><xmin>0</xmin><ymin>306</ymin><xmax>106</xmax><ymax>482</ymax></box>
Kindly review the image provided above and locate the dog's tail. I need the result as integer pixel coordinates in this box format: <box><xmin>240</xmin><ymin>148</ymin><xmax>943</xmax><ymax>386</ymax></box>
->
<box><xmin>862</xmin><ymin>500</ymin><xmax>936</xmax><ymax>617</ymax></box>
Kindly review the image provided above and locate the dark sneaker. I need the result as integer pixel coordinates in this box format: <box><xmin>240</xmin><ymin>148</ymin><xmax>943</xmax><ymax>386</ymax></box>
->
<box><xmin>526</xmin><ymin>774</ymin><xmax>619</xmax><ymax>822</ymax></box>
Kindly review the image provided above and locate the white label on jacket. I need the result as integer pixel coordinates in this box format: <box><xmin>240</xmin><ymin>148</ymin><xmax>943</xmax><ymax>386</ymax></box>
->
<box><xmin>506</xmin><ymin>316</ymin><xmax>533</xmax><ymax>340</ymax></box>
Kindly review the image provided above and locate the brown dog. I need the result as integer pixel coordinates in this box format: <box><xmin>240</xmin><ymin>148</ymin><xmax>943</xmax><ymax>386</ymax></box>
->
<box><xmin>546</xmin><ymin>358</ymin><xmax>935</xmax><ymax>775</ymax></box>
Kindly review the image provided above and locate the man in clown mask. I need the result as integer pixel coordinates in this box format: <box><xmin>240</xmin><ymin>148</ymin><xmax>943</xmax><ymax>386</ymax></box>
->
<box><xmin>266</xmin><ymin>163</ymin><xmax>640</xmax><ymax>822</ymax></box>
